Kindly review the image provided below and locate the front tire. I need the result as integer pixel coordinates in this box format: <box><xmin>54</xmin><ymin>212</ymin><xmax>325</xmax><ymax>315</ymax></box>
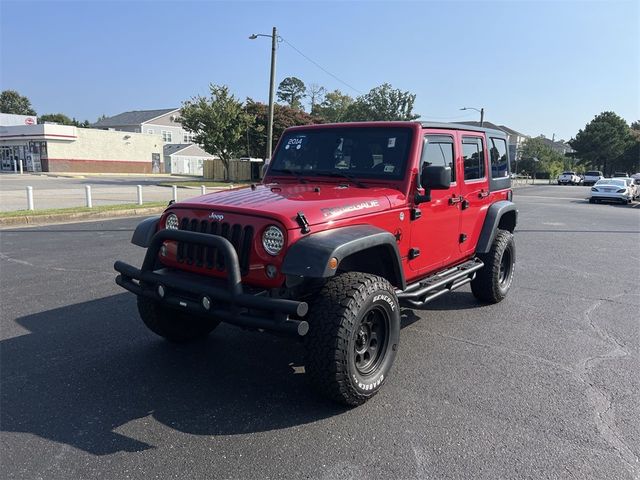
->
<box><xmin>471</xmin><ymin>229</ymin><xmax>515</xmax><ymax>304</ymax></box>
<box><xmin>137</xmin><ymin>296</ymin><xmax>220</xmax><ymax>343</ymax></box>
<box><xmin>303</xmin><ymin>272</ymin><xmax>400</xmax><ymax>406</ymax></box>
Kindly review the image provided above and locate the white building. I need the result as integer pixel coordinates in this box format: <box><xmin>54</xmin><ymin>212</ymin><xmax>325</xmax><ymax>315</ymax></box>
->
<box><xmin>0</xmin><ymin>124</ymin><xmax>163</xmax><ymax>173</ymax></box>
<box><xmin>0</xmin><ymin>112</ymin><xmax>38</xmax><ymax>127</ymax></box>
<box><xmin>163</xmin><ymin>143</ymin><xmax>215</xmax><ymax>175</ymax></box>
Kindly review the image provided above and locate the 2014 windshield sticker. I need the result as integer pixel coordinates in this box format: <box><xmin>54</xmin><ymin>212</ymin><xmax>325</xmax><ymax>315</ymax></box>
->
<box><xmin>285</xmin><ymin>136</ymin><xmax>305</xmax><ymax>150</ymax></box>
<box><xmin>321</xmin><ymin>200</ymin><xmax>380</xmax><ymax>218</ymax></box>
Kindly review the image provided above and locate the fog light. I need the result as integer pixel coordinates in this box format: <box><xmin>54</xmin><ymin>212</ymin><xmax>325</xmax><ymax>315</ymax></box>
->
<box><xmin>160</xmin><ymin>244</ymin><xmax>167</xmax><ymax>257</ymax></box>
<box><xmin>202</xmin><ymin>296</ymin><xmax>211</xmax><ymax>310</ymax></box>
<box><xmin>157</xmin><ymin>285</ymin><xmax>165</xmax><ymax>298</ymax></box>
<box><xmin>265</xmin><ymin>264</ymin><xmax>278</xmax><ymax>279</ymax></box>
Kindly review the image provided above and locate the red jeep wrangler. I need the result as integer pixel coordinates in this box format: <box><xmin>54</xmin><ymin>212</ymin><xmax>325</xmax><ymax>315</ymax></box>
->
<box><xmin>115</xmin><ymin>122</ymin><xmax>517</xmax><ymax>406</ymax></box>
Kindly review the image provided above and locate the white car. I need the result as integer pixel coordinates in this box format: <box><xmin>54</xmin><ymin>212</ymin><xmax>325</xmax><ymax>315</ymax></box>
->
<box><xmin>624</xmin><ymin>177</ymin><xmax>639</xmax><ymax>199</ymax></box>
<box><xmin>589</xmin><ymin>178</ymin><xmax>634</xmax><ymax>204</ymax></box>
<box><xmin>583</xmin><ymin>170</ymin><xmax>604</xmax><ymax>186</ymax></box>
<box><xmin>558</xmin><ymin>171</ymin><xmax>581</xmax><ymax>185</ymax></box>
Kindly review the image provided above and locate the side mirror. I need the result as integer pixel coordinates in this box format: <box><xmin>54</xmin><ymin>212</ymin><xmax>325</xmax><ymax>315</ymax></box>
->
<box><xmin>421</xmin><ymin>165</ymin><xmax>451</xmax><ymax>190</ymax></box>
<box><xmin>416</xmin><ymin>165</ymin><xmax>451</xmax><ymax>204</ymax></box>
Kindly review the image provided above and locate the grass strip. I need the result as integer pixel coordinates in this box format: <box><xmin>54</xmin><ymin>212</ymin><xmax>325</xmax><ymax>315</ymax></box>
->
<box><xmin>0</xmin><ymin>202</ymin><xmax>167</xmax><ymax>218</ymax></box>
<box><xmin>157</xmin><ymin>181</ymin><xmax>247</xmax><ymax>188</ymax></box>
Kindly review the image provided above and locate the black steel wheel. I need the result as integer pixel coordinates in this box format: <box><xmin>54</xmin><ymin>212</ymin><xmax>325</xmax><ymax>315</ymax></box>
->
<box><xmin>354</xmin><ymin>306</ymin><xmax>389</xmax><ymax>376</ymax></box>
<box><xmin>304</xmin><ymin>272</ymin><xmax>400</xmax><ymax>406</ymax></box>
<box><xmin>471</xmin><ymin>229</ymin><xmax>516</xmax><ymax>304</ymax></box>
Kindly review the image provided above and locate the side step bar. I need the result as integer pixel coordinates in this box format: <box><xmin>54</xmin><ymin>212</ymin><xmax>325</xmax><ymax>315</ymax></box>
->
<box><xmin>396</xmin><ymin>258</ymin><xmax>484</xmax><ymax>308</ymax></box>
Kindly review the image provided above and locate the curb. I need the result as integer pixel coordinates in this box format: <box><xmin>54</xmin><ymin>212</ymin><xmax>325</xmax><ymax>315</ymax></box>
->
<box><xmin>0</xmin><ymin>206</ymin><xmax>165</xmax><ymax>228</ymax></box>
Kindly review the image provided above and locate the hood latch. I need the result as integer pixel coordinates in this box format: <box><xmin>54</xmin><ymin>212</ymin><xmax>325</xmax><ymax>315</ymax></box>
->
<box><xmin>296</xmin><ymin>212</ymin><xmax>311</xmax><ymax>234</ymax></box>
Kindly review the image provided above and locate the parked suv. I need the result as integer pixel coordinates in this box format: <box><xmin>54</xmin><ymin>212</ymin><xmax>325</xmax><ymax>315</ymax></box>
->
<box><xmin>583</xmin><ymin>171</ymin><xmax>604</xmax><ymax>186</ymax></box>
<box><xmin>115</xmin><ymin>122</ymin><xmax>517</xmax><ymax>406</ymax></box>
<box><xmin>557</xmin><ymin>171</ymin><xmax>581</xmax><ymax>185</ymax></box>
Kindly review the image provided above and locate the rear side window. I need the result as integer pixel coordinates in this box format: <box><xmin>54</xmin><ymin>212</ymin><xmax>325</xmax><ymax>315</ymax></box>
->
<box><xmin>489</xmin><ymin>137</ymin><xmax>509</xmax><ymax>178</ymax></box>
<box><xmin>421</xmin><ymin>135</ymin><xmax>455</xmax><ymax>183</ymax></box>
<box><xmin>462</xmin><ymin>137</ymin><xmax>485</xmax><ymax>181</ymax></box>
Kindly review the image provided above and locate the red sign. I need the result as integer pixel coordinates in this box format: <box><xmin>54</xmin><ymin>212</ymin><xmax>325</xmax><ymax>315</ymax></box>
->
<box><xmin>25</xmin><ymin>117</ymin><xmax>35</xmax><ymax>125</ymax></box>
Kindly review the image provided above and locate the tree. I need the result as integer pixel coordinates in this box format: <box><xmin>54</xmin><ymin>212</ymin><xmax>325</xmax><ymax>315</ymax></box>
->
<box><xmin>519</xmin><ymin>136</ymin><xmax>566</xmax><ymax>180</ymax></box>
<box><xmin>276</xmin><ymin>76</ymin><xmax>306</xmax><ymax>110</ymax></box>
<box><xmin>313</xmin><ymin>89</ymin><xmax>354</xmax><ymax>122</ymax></box>
<box><xmin>0</xmin><ymin>90</ymin><xmax>36</xmax><ymax>115</ymax></box>
<box><xmin>307</xmin><ymin>83</ymin><xmax>326</xmax><ymax>115</ymax></box>
<box><xmin>569</xmin><ymin>112</ymin><xmax>634</xmax><ymax>175</ymax></box>
<box><xmin>40</xmin><ymin>113</ymin><xmax>94</xmax><ymax>128</ymax></box>
<box><xmin>39</xmin><ymin>113</ymin><xmax>74</xmax><ymax>125</ymax></box>
<box><xmin>178</xmin><ymin>84</ymin><xmax>255</xmax><ymax>179</ymax></box>
<box><xmin>245</xmin><ymin>99</ymin><xmax>317</xmax><ymax>158</ymax></box>
<box><xmin>345</xmin><ymin>83</ymin><xmax>420</xmax><ymax>121</ymax></box>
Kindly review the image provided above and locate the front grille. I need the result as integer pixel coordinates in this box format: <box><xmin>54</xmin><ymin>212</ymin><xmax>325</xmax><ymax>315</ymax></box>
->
<box><xmin>176</xmin><ymin>217</ymin><xmax>254</xmax><ymax>276</ymax></box>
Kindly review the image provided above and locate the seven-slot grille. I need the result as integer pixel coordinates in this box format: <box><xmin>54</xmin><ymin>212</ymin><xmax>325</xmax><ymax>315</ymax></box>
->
<box><xmin>177</xmin><ymin>217</ymin><xmax>254</xmax><ymax>275</ymax></box>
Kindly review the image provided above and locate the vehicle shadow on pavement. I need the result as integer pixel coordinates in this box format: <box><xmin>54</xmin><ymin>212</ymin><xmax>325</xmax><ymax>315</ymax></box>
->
<box><xmin>402</xmin><ymin>290</ymin><xmax>482</xmax><ymax>313</ymax></box>
<box><xmin>0</xmin><ymin>294</ymin><xmax>345</xmax><ymax>456</ymax></box>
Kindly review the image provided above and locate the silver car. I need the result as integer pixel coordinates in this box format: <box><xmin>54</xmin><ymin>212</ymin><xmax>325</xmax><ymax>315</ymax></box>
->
<box><xmin>589</xmin><ymin>178</ymin><xmax>634</xmax><ymax>204</ymax></box>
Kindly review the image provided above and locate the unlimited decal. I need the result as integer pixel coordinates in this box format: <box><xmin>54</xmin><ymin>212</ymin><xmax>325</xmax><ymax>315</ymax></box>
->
<box><xmin>321</xmin><ymin>200</ymin><xmax>380</xmax><ymax>218</ymax></box>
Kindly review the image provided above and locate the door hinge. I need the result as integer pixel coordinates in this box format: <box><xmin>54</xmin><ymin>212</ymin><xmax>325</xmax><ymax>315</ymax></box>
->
<box><xmin>461</xmin><ymin>199</ymin><xmax>470</xmax><ymax>210</ymax></box>
<box><xmin>409</xmin><ymin>248</ymin><xmax>421</xmax><ymax>259</ymax></box>
<box><xmin>410</xmin><ymin>208</ymin><xmax>422</xmax><ymax>220</ymax></box>
<box><xmin>459</xmin><ymin>233</ymin><xmax>467</xmax><ymax>243</ymax></box>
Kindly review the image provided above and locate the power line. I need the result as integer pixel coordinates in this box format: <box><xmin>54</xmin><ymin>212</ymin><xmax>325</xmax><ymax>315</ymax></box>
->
<box><xmin>279</xmin><ymin>37</ymin><xmax>363</xmax><ymax>95</ymax></box>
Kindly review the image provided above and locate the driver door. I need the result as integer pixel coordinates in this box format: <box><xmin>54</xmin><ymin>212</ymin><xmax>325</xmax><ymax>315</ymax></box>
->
<box><xmin>409</xmin><ymin>133</ymin><xmax>463</xmax><ymax>275</ymax></box>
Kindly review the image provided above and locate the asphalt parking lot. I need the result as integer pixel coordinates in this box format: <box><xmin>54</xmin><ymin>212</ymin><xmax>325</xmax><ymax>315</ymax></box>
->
<box><xmin>1</xmin><ymin>185</ymin><xmax>639</xmax><ymax>479</ymax></box>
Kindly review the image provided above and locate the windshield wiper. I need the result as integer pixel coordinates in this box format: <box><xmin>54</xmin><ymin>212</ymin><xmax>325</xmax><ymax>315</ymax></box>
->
<box><xmin>269</xmin><ymin>168</ymin><xmax>308</xmax><ymax>183</ymax></box>
<box><xmin>315</xmin><ymin>171</ymin><xmax>368</xmax><ymax>188</ymax></box>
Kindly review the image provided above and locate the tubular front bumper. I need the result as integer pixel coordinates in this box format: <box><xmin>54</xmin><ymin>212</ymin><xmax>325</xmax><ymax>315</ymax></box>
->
<box><xmin>114</xmin><ymin>229</ymin><xmax>309</xmax><ymax>336</ymax></box>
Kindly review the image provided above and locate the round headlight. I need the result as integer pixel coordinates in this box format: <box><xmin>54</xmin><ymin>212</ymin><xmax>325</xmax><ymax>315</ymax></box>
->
<box><xmin>262</xmin><ymin>225</ymin><xmax>284</xmax><ymax>256</ymax></box>
<box><xmin>165</xmin><ymin>213</ymin><xmax>179</xmax><ymax>230</ymax></box>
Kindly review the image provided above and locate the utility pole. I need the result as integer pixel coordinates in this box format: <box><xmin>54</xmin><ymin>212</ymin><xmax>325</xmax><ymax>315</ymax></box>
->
<box><xmin>249</xmin><ymin>27</ymin><xmax>278</xmax><ymax>161</ymax></box>
<box><xmin>480</xmin><ymin>108</ymin><xmax>484</xmax><ymax>127</ymax></box>
<box><xmin>266</xmin><ymin>27</ymin><xmax>277</xmax><ymax>161</ymax></box>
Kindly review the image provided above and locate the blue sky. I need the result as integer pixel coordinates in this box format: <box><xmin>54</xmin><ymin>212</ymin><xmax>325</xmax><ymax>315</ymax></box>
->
<box><xmin>1</xmin><ymin>0</ymin><xmax>638</xmax><ymax>140</ymax></box>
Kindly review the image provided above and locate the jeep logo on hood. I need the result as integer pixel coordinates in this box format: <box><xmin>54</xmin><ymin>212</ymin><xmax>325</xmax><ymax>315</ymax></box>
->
<box><xmin>208</xmin><ymin>212</ymin><xmax>224</xmax><ymax>221</ymax></box>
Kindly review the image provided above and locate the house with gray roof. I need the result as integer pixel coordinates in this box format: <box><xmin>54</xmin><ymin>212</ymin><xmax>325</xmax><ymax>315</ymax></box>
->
<box><xmin>459</xmin><ymin>121</ymin><xmax>529</xmax><ymax>163</ymax></box>
<box><xmin>163</xmin><ymin>143</ymin><xmax>215</xmax><ymax>175</ymax></box>
<box><xmin>93</xmin><ymin>108</ymin><xmax>195</xmax><ymax>144</ymax></box>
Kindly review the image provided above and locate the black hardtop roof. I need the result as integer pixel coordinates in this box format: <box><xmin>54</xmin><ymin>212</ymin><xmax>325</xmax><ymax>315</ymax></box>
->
<box><xmin>420</xmin><ymin>121</ymin><xmax>507</xmax><ymax>138</ymax></box>
<box><xmin>285</xmin><ymin>121</ymin><xmax>507</xmax><ymax>139</ymax></box>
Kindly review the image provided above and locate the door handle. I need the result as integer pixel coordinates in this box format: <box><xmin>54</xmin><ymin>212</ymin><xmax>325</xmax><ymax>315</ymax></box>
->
<box><xmin>449</xmin><ymin>195</ymin><xmax>462</xmax><ymax>205</ymax></box>
<box><xmin>479</xmin><ymin>190</ymin><xmax>490</xmax><ymax>198</ymax></box>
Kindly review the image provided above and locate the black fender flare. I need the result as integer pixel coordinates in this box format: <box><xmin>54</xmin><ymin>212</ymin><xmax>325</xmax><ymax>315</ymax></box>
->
<box><xmin>476</xmin><ymin>201</ymin><xmax>518</xmax><ymax>254</ymax></box>
<box><xmin>281</xmin><ymin>225</ymin><xmax>406</xmax><ymax>289</ymax></box>
<box><xmin>131</xmin><ymin>216</ymin><xmax>161</xmax><ymax>247</ymax></box>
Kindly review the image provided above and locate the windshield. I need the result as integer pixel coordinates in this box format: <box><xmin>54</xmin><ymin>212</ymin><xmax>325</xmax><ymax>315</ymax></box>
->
<box><xmin>269</xmin><ymin>127</ymin><xmax>412</xmax><ymax>181</ymax></box>
<box><xmin>595</xmin><ymin>179</ymin><xmax>625</xmax><ymax>187</ymax></box>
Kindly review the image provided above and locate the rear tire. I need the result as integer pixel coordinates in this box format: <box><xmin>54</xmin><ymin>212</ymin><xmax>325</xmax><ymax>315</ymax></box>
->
<box><xmin>303</xmin><ymin>272</ymin><xmax>400</xmax><ymax>406</ymax></box>
<box><xmin>471</xmin><ymin>229</ymin><xmax>515</xmax><ymax>304</ymax></box>
<box><xmin>137</xmin><ymin>296</ymin><xmax>220</xmax><ymax>343</ymax></box>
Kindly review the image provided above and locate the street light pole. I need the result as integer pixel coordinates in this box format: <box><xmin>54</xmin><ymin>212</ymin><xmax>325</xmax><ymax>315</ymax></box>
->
<box><xmin>267</xmin><ymin>27</ymin><xmax>277</xmax><ymax>161</ymax></box>
<box><xmin>249</xmin><ymin>27</ymin><xmax>278</xmax><ymax>161</ymax></box>
<box><xmin>460</xmin><ymin>106</ymin><xmax>485</xmax><ymax>127</ymax></box>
